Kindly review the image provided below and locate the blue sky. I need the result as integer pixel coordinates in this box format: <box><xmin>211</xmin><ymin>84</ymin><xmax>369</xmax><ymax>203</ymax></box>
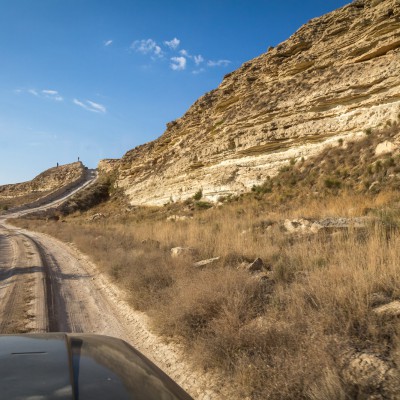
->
<box><xmin>0</xmin><ymin>0</ymin><xmax>350</xmax><ymax>184</ymax></box>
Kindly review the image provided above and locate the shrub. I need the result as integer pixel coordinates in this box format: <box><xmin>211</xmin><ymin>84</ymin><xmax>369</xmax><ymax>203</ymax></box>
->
<box><xmin>324</xmin><ymin>178</ymin><xmax>341</xmax><ymax>189</ymax></box>
<box><xmin>195</xmin><ymin>201</ymin><xmax>213</xmax><ymax>210</ymax></box>
<box><xmin>193</xmin><ymin>189</ymin><xmax>203</xmax><ymax>201</ymax></box>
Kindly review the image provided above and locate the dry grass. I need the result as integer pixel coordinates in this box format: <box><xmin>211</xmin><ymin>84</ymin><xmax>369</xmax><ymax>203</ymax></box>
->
<box><xmin>10</xmin><ymin>124</ymin><xmax>400</xmax><ymax>399</ymax></box>
<box><xmin>13</xmin><ymin>200</ymin><xmax>400</xmax><ymax>399</ymax></box>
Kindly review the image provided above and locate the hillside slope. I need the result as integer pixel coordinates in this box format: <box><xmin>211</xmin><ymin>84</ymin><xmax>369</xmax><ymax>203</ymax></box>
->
<box><xmin>0</xmin><ymin>162</ymin><xmax>85</xmax><ymax>209</ymax></box>
<box><xmin>108</xmin><ymin>0</ymin><xmax>400</xmax><ymax>206</ymax></box>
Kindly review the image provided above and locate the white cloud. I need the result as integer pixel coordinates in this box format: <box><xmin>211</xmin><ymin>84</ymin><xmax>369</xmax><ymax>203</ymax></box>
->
<box><xmin>87</xmin><ymin>100</ymin><xmax>106</xmax><ymax>113</ymax></box>
<box><xmin>42</xmin><ymin>89</ymin><xmax>57</xmax><ymax>95</ymax></box>
<box><xmin>131</xmin><ymin>39</ymin><xmax>163</xmax><ymax>57</ymax></box>
<box><xmin>104</xmin><ymin>40</ymin><xmax>113</xmax><ymax>47</ymax></box>
<box><xmin>42</xmin><ymin>89</ymin><xmax>63</xmax><ymax>101</ymax></box>
<box><xmin>207</xmin><ymin>59</ymin><xmax>231</xmax><ymax>67</ymax></box>
<box><xmin>73</xmin><ymin>98</ymin><xmax>106</xmax><ymax>113</ymax></box>
<box><xmin>179</xmin><ymin>49</ymin><xmax>189</xmax><ymax>56</ymax></box>
<box><xmin>164</xmin><ymin>38</ymin><xmax>180</xmax><ymax>50</ymax></box>
<box><xmin>194</xmin><ymin>55</ymin><xmax>204</xmax><ymax>65</ymax></box>
<box><xmin>170</xmin><ymin>56</ymin><xmax>186</xmax><ymax>71</ymax></box>
<box><xmin>192</xmin><ymin>68</ymin><xmax>205</xmax><ymax>75</ymax></box>
<box><xmin>24</xmin><ymin>88</ymin><xmax>63</xmax><ymax>101</ymax></box>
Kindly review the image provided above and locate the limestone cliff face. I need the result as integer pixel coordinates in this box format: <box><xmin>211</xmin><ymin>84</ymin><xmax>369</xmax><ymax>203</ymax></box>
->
<box><xmin>0</xmin><ymin>162</ymin><xmax>85</xmax><ymax>201</ymax></box>
<box><xmin>114</xmin><ymin>0</ymin><xmax>400</xmax><ymax>206</ymax></box>
<box><xmin>98</xmin><ymin>159</ymin><xmax>119</xmax><ymax>175</ymax></box>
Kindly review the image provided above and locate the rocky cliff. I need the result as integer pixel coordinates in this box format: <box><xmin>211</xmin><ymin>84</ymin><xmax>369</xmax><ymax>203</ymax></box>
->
<box><xmin>111</xmin><ymin>0</ymin><xmax>400</xmax><ymax>206</ymax></box>
<box><xmin>0</xmin><ymin>162</ymin><xmax>85</xmax><ymax>208</ymax></box>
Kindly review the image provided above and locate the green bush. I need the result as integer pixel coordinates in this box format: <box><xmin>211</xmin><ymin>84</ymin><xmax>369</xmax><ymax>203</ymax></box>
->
<box><xmin>324</xmin><ymin>178</ymin><xmax>341</xmax><ymax>189</ymax></box>
<box><xmin>193</xmin><ymin>189</ymin><xmax>203</xmax><ymax>201</ymax></box>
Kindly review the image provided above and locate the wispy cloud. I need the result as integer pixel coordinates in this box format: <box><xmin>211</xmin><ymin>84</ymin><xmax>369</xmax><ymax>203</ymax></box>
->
<box><xmin>87</xmin><ymin>100</ymin><xmax>106</xmax><ymax>113</ymax></box>
<box><xmin>194</xmin><ymin>55</ymin><xmax>204</xmax><ymax>65</ymax></box>
<box><xmin>164</xmin><ymin>37</ymin><xmax>180</xmax><ymax>50</ymax></box>
<box><xmin>128</xmin><ymin>36</ymin><xmax>230</xmax><ymax>73</ymax></box>
<box><xmin>42</xmin><ymin>89</ymin><xmax>57</xmax><ymax>95</ymax></box>
<box><xmin>207</xmin><ymin>59</ymin><xmax>231</xmax><ymax>67</ymax></box>
<box><xmin>42</xmin><ymin>89</ymin><xmax>63</xmax><ymax>101</ymax></box>
<box><xmin>25</xmin><ymin>88</ymin><xmax>63</xmax><ymax>101</ymax></box>
<box><xmin>73</xmin><ymin>98</ymin><xmax>106</xmax><ymax>113</ymax></box>
<box><xmin>131</xmin><ymin>39</ymin><xmax>163</xmax><ymax>57</ymax></box>
<box><xmin>170</xmin><ymin>56</ymin><xmax>186</xmax><ymax>71</ymax></box>
<box><xmin>104</xmin><ymin>39</ymin><xmax>113</xmax><ymax>47</ymax></box>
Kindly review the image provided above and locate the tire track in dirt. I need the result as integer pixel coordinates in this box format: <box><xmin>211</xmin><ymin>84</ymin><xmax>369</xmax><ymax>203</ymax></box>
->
<box><xmin>2</xmin><ymin>225</ymin><xmax>237</xmax><ymax>400</ymax></box>
<box><xmin>28</xmin><ymin>236</ymin><xmax>70</xmax><ymax>332</ymax></box>
<box><xmin>0</xmin><ymin>227</ymin><xmax>47</xmax><ymax>333</ymax></box>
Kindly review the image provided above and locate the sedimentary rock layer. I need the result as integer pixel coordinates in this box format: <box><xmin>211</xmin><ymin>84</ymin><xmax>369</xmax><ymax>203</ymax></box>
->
<box><xmin>112</xmin><ymin>0</ymin><xmax>400</xmax><ymax>205</ymax></box>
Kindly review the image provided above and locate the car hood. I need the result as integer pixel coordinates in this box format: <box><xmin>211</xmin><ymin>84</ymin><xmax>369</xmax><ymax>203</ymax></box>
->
<box><xmin>0</xmin><ymin>333</ymin><xmax>193</xmax><ymax>400</ymax></box>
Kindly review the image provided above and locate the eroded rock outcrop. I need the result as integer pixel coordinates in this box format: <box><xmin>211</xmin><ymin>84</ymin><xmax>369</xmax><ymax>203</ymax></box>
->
<box><xmin>0</xmin><ymin>162</ymin><xmax>85</xmax><ymax>207</ymax></box>
<box><xmin>111</xmin><ymin>0</ymin><xmax>400</xmax><ymax>206</ymax></box>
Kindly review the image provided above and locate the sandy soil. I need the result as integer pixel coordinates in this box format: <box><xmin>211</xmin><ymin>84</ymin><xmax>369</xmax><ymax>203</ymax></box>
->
<box><xmin>0</xmin><ymin>220</ymin><xmax>236</xmax><ymax>399</ymax></box>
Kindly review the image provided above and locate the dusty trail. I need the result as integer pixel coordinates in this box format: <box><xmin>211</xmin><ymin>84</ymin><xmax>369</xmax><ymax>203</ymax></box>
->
<box><xmin>0</xmin><ymin>226</ymin><xmax>46</xmax><ymax>333</ymax></box>
<box><xmin>0</xmin><ymin>220</ymin><xmax>234</xmax><ymax>399</ymax></box>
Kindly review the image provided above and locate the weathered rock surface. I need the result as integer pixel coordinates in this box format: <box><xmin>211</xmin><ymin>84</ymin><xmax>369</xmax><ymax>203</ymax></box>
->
<box><xmin>375</xmin><ymin>140</ymin><xmax>397</xmax><ymax>155</ymax></box>
<box><xmin>342</xmin><ymin>351</ymin><xmax>400</xmax><ymax>399</ymax></box>
<box><xmin>373</xmin><ymin>300</ymin><xmax>400</xmax><ymax>317</ymax></box>
<box><xmin>98</xmin><ymin>159</ymin><xmax>119</xmax><ymax>174</ymax></box>
<box><xmin>108</xmin><ymin>0</ymin><xmax>400</xmax><ymax>206</ymax></box>
<box><xmin>283</xmin><ymin>217</ymin><xmax>370</xmax><ymax>234</ymax></box>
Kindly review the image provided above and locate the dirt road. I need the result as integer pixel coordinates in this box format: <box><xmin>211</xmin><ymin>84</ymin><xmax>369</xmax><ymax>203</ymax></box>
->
<box><xmin>9</xmin><ymin>168</ymin><xmax>98</xmax><ymax>217</ymax></box>
<box><xmin>0</xmin><ymin>217</ymin><xmax>233</xmax><ymax>399</ymax></box>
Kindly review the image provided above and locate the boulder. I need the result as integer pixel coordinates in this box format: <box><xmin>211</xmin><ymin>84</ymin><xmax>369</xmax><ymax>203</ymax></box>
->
<box><xmin>375</xmin><ymin>141</ymin><xmax>396</xmax><ymax>156</ymax></box>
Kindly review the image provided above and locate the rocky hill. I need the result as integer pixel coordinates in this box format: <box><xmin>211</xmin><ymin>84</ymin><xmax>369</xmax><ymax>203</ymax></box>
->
<box><xmin>108</xmin><ymin>0</ymin><xmax>400</xmax><ymax>206</ymax></box>
<box><xmin>0</xmin><ymin>162</ymin><xmax>85</xmax><ymax>209</ymax></box>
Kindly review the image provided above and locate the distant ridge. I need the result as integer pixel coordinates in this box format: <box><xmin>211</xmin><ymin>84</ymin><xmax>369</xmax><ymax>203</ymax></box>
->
<box><xmin>0</xmin><ymin>162</ymin><xmax>85</xmax><ymax>209</ymax></box>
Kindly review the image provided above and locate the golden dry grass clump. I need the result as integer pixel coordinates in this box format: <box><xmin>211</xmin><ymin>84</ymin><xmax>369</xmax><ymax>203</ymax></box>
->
<box><xmin>13</xmin><ymin>124</ymin><xmax>400</xmax><ymax>399</ymax></box>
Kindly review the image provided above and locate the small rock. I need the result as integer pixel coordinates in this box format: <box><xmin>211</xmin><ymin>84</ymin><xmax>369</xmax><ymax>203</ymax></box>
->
<box><xmin>92</xmin><ymin>213</ymin><xmax>105</xmax><ymax>221</ymax></box>
<box><xmin>193</xmin><ymin>257</ymin><xmax>220</xmax><ymax>267</ymax></box>
<box><xmin>343</xmin><ymin>352</ymin><xmax>390</xmax><ymax>391</ymax></box>
<box><xmin>375</xmin><ymin>141</ymin><xmax>396</xmax><ymax>156</ymax></box>
<box><xmin>373</xmin><ymin>301</ymin><xmax>400</xmax><ymax>318</ymax></box>
<box><xmin>284</xmin><ymin>218</ymin><xmax>313</xmax><ymax>234</ymax></box>
<box><xmin>248</xmin><ymin>257</ymin><xmax>265</xmax><ymax>272</ymax></box>
<box><xmin>170</xmin><ymin>247</ymin><xmax>194</xmax><ymax>257</ymax></box>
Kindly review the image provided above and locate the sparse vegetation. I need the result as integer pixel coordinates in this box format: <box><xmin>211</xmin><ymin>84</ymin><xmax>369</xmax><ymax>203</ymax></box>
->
<box><xmin>11</xmin><ymin>124</ymin><xmax>400</xmax><ymax>399</ymax></box>
<box><xmin>193</xmin><ymin>189</ymin><xmax>203</xmax><ymax>201</ymax></box>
